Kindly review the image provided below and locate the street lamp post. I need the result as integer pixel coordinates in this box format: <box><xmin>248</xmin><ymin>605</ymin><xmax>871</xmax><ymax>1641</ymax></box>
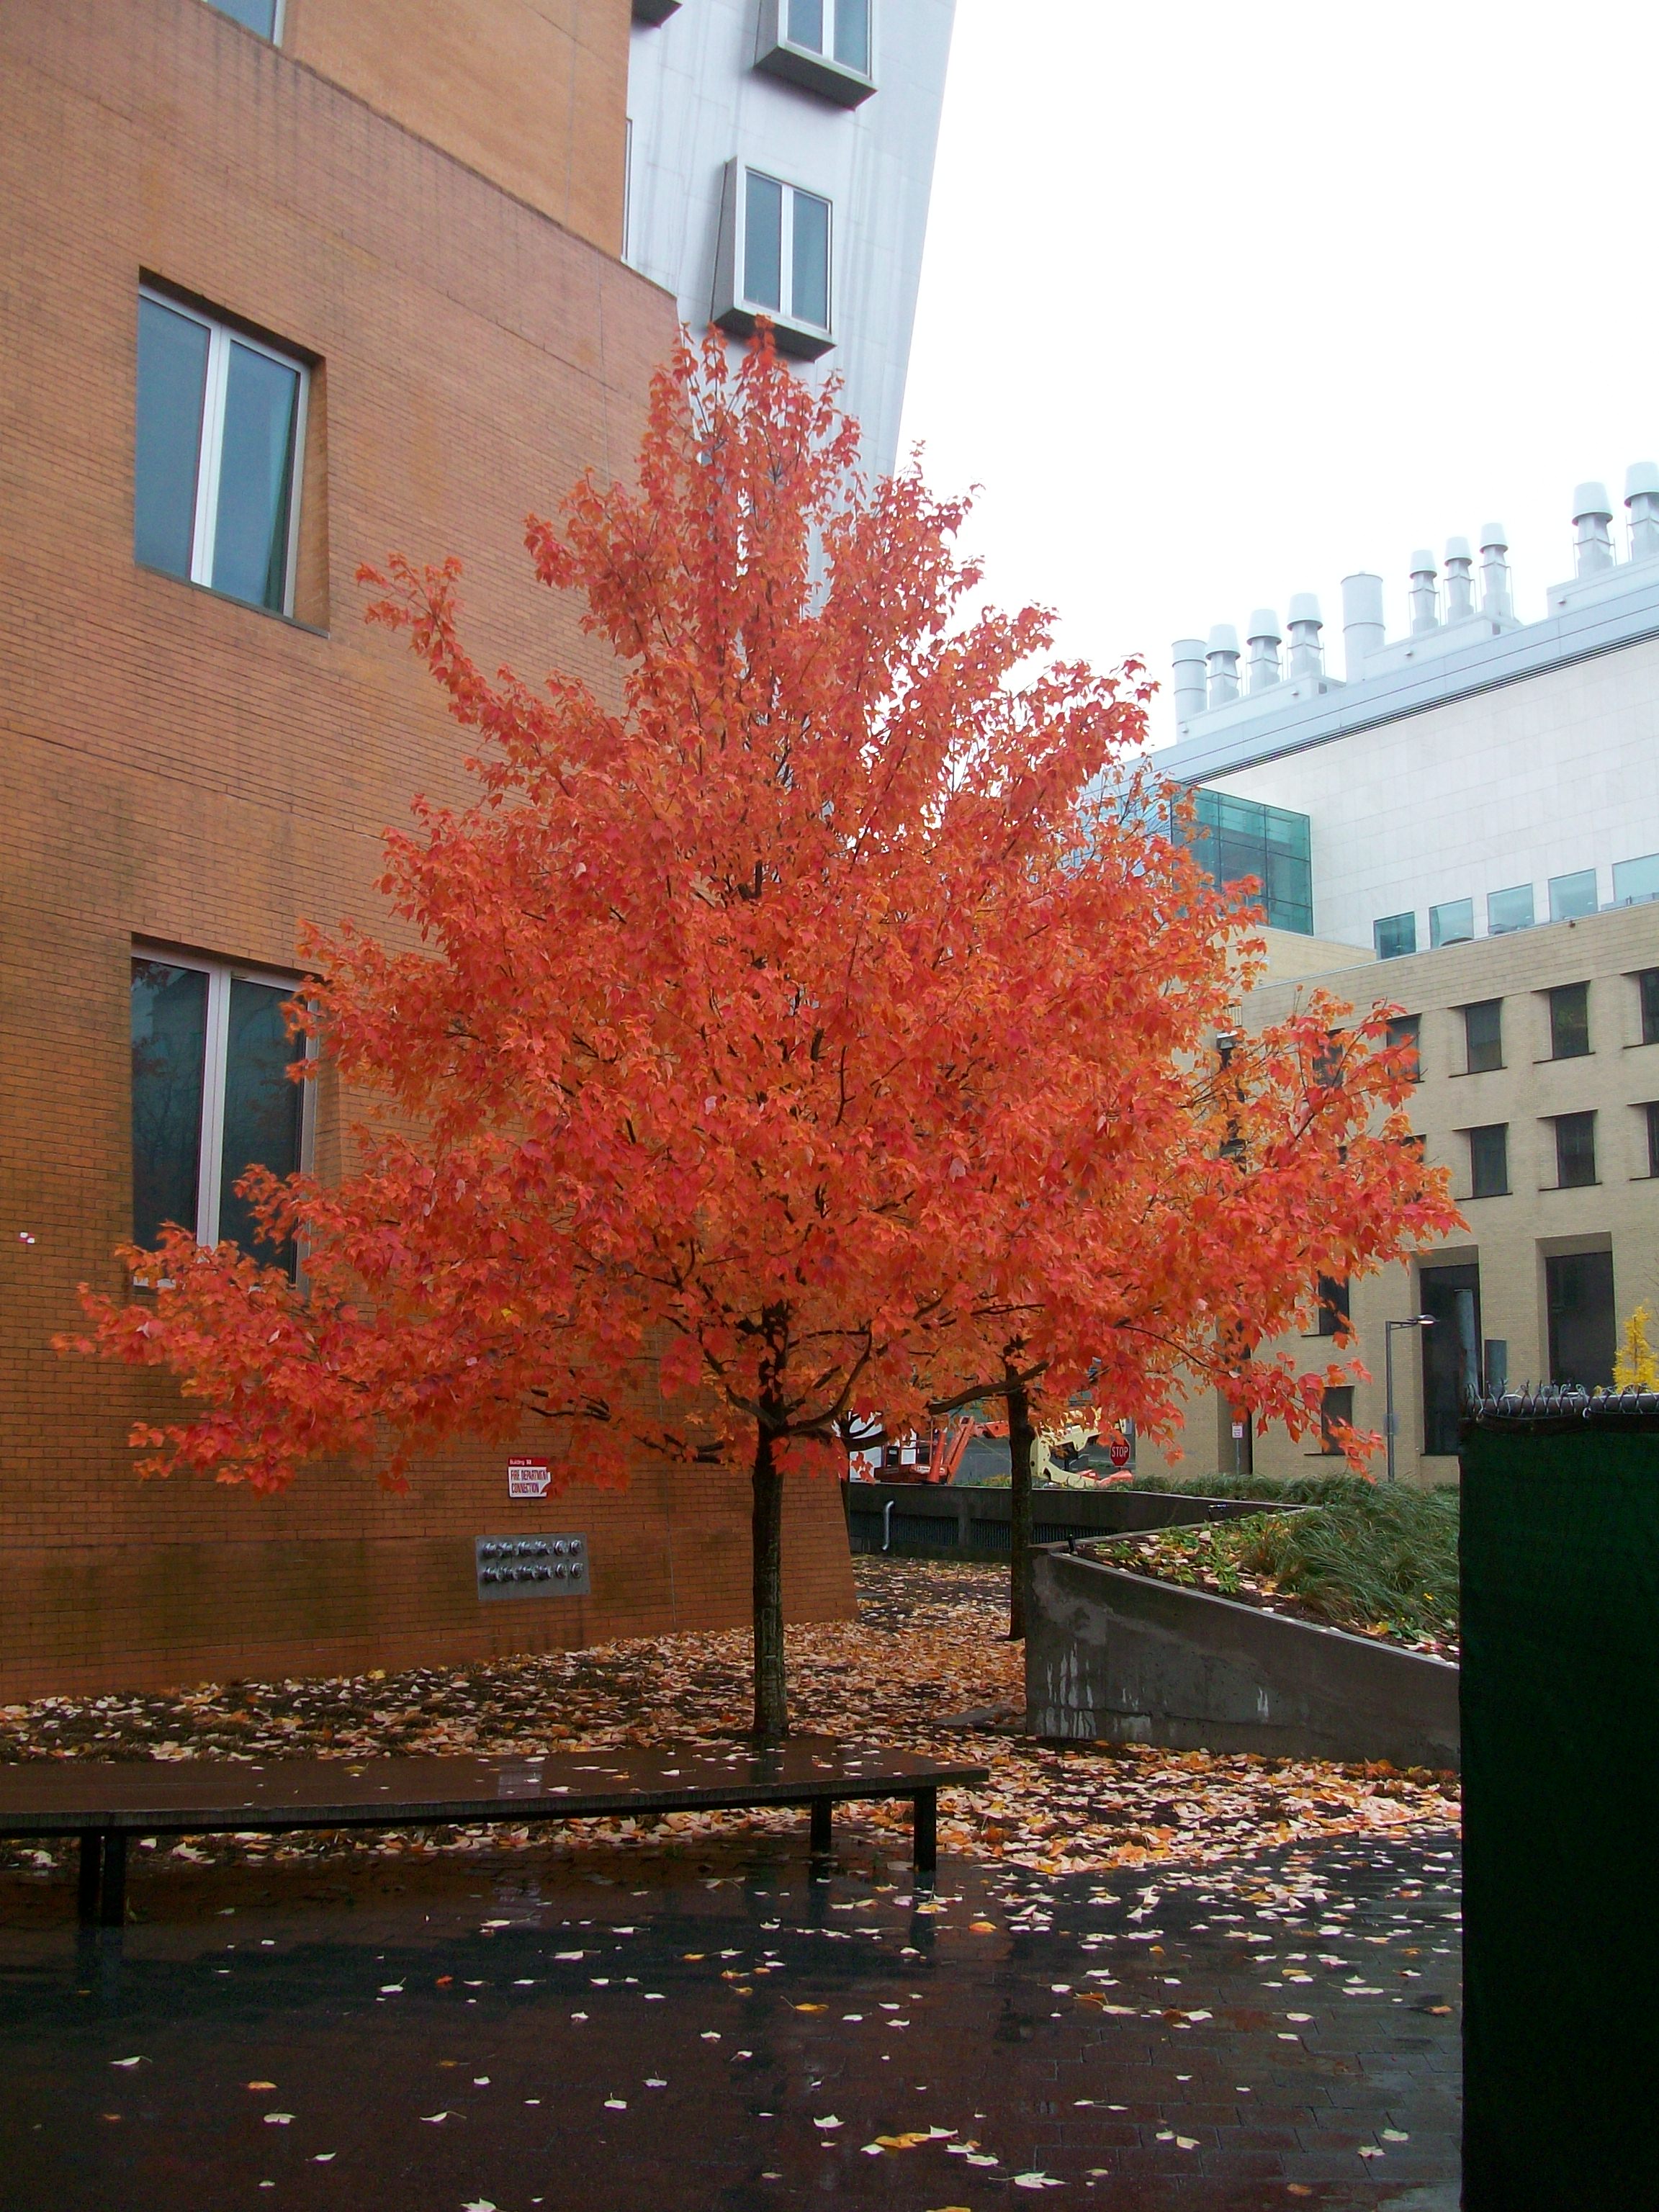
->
<box><xmin>1385</xmin><ymin>1313</ymin><xmax>1435</xmax><ymax>1484</ymax></box>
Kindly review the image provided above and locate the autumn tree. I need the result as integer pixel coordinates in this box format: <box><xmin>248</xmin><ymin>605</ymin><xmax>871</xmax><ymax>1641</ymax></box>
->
<box><xmin>65</xmin><ymin>333</ymin><xmax>1459</xmax><ymax>1736</ymax></box>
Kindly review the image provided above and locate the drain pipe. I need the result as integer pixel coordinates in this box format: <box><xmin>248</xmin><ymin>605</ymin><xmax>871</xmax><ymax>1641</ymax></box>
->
<box><xmin>882</xmin><ymin>1499</ymin><xmax>894</xmax><ymax>1552</ymax></box>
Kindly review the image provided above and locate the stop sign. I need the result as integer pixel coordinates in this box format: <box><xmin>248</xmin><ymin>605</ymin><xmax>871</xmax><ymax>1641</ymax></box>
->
<box><xmin>1108</xmin><ymin>1433</ymin><xmax>1131</xmax><ymax>1471</ymax></box>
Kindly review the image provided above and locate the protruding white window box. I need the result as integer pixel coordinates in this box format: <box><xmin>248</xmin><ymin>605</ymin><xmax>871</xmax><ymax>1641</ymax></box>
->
<box><xmin>712</xmin><ymin>158</ymin><xmax>835</xmax><ymax>360</ymax></box>
<box><xmin>755</xmin><ymin>0</ymin><xmax>875</xmax><ymax>107</ymax></box>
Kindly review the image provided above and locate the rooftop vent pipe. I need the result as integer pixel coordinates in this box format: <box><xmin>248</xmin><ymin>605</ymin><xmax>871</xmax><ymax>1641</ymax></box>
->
<box><xmin>1408</xmin><ymin>550</ymin><xmax>1440</xmax><ymax>634</ymax></box>
<box><xmin>1246</xmin><ymin>608</ymin><xmax>1282</xmax><ymax>693</ymax></box>
<box><xmin>1573</xmin><ymin>481</ymin><xmax>1615</xmax><ymax>575</ymax></box>
<box><xmin>1205</xmin><ymin>623</ymin><xmax>1241</xmax><ymax>708</ymax></box>
<box><xmin>1340</xmin><ymin>572</ymin><xmax>1385</xmax><ymax>678</ymax></box>
<box><xmin>1172</xmin><ymin>638</ymin><xmax>1208</xmax><ymax>723</ymax></box>
<box><xmin>1444</xmin><ymin>537</ymin><xmax>1475</xmax><ymax>622</ymax></box>
<box><xmin>1479</xmin><ymin>525</ymin><xmax>1513</xmax><ymax>621</ymax></box>
<box><xmin>1285</xmin><ymin>592</ymin><xmax>1323</xmax><ymax>678</ymax></box>
<box><xmin>1626</xmin><ymin>462</ymin><xmax>1659</xmax><ymax>564</ymax></box>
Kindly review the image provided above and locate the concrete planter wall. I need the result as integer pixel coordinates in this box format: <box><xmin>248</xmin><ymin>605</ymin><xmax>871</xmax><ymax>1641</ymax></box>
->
<box><xmin>1026</xmin><ymin>1545</ymin><xmax>1459</xmax><ymax>1771</ymax></box>
<box><xmin>843</xmin><ymin>1483</ymin><xmax>1285</xmax><ymax>1559</ymax></box>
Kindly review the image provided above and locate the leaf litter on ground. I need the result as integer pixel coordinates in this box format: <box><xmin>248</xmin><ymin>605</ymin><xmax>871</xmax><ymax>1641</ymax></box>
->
<box><xmin>0</xmin><ymin>1559</ymin><xmax>1455</xmax><ymax>1878</ymax></box>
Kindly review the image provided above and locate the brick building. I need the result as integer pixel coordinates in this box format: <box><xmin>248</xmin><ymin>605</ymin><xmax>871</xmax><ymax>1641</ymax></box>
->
<box><xmin>0</xmin><ymin>0</ymin><xmax>854</xmax><ymax>1698</ymax></box>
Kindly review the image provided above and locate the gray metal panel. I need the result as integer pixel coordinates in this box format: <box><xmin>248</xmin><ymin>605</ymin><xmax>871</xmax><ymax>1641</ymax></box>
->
<box><xmin>475</xmin><ymin>1532</ymin><xmax>588</xmax><ymax>1601</ymax></box>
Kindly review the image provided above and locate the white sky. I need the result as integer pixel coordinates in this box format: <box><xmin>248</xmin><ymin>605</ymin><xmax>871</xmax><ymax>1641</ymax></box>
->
<box><xmin>899</xmin><ymin>0</ymin><xmax>1659</xmax><ymax>747</ymax></box>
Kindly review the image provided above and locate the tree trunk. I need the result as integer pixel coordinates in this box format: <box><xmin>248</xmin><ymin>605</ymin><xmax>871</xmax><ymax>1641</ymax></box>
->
<box><xmin>750</xmin><ymin>1425</ymin><xmax>788</xmax><ymax>1740</ymax></box>
<box><xmin>1007</xmin><ymin>1370</ymin><xmax>1036</xmax><ymax>1641</ymax></box>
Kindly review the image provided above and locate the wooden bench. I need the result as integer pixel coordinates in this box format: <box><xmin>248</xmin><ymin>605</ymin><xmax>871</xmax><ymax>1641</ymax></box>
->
<box><xmin>0</xmin><ymin>1738</ymin><xmax>987</xmax><ymax>1926</ymax></box>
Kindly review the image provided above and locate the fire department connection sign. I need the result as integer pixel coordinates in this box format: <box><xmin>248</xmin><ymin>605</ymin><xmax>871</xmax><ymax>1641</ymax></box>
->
<box><xmin>507</xmin><ymin>1458</ymin><xmax>552</xmax><ymax>1498</ymax></box>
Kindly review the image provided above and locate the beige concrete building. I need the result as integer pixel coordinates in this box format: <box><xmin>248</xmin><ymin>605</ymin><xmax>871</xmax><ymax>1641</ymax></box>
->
<box><xmin>1137</xmin><ymin>909</ymin><xmax>1659</xmax><ymax>1488</ymax></box>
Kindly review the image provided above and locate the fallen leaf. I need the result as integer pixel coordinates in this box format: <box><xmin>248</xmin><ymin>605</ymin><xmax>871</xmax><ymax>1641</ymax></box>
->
<box><xmin>264</xmin><ymin>2113</ymin><xmax>294</xmax><ymax>2126</ymax></box>
<box><xmin>793</xmin><ymin>2002</ymin><xmax>827</xmax><ymax>2014</ymax></box>
<box><xmin>814</xmin><ymin>2116</ymin><xmax>843</xmax><ymax>2130</ymax></box>
<box><xmin>246</xmin><ymin>2081</ymin><xmax>276</xmax><ymax>2091</ymax></box>
<box><xmin>111</xmin><ymin>2059</ymin><xmax>145</xmax><ymax>2070</ymax></box>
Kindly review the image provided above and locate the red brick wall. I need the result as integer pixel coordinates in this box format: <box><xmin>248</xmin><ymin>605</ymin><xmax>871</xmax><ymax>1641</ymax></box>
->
<box><xmin>0</xmin><ymin>0</ymin><xmax>855</xmax><ymax>1699</ymax></box>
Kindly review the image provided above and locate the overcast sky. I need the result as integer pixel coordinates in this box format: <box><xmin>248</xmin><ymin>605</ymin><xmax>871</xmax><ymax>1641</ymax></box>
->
<box><xmin>898</xmin><ymin>0</ymin><xmax>1659</xmax><ymax>748</ymax></box>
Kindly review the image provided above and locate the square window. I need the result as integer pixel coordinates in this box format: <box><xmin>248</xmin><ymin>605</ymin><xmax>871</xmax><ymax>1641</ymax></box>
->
<box><xmin>205</xmin><ymin>0</ymin><xmax>281</xmax><ymax>35</ymax></box>
<box><xmin>1614</xmin><ymin>853</ymin><xmax>1659</xmax><ymax>907</ymax></box>
<box><xmin>1385</xmin><ymin>1013</ymin><xmax>1421</xmax><ymax>1082</ymax></box>
<box><xmin>1430</xmin><ymin>898</ymin><xmax>1473</xmax><ymax>948</ymax></box>
<box><xmin>1549</xmin><ymin>868</ymin><xmax>1598</xmax><ymax>922</ymax></box>
<box><xmin>1640</xmin><ymin>968</ymin><xmax>1659</xmax><ymax>1046</ymax></box>
<box><xmin>1548</xmin><ymin>981</ymin><xmax>1590</xmax><ymax>1059</ymax></box>
<box><xmin>1487</xmin><ymin>883</ymin><xmax>1534</xmax><ymax>935</ymax></box>
<box><xmin>130</xmin><ymin>953</ymin><xmax>310</xmax><ymax>1273</ymax></box>
<box><xmin>1467</xmin><ymin>1123</ymin><xmax>1509</xmax><ymax>1198</ymax></box>
<box><xmin>757</xmin><ymin>0</ymin><xmax>875</xmax><ymax>104</ymax></box>
<box><xmin>1462</xmin><ymin>998</ymin><xmax>1503</xmax><ymax>1073</ymax></box>
<box><xmin>1373</xmin><ymin>911</ymin><xmax>1416</xmax><ymax>959</ymax></box>
<box><xmin>1553</xmin><ymin>1110</ymin><xmax>1597</xmax><ymax>1189</ymax></box>
<box><xmin>714</xmin><ymin>163</ymin><xmax>835</xmax><ymax>356</ymax></box>
<box><xmin>1318</xmin><ymin>1385</ymin><xmax>1354</xmax><ymax>1456</ymax></box>
<box><xmin>136</xmin><ymin>290</ymin><xmax>307</xmax><ymax>616</ymax></box>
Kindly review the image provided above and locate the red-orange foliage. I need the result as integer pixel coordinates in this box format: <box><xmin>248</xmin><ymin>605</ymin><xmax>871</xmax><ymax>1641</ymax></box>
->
<box><xmin>64</xmin><ymin>335</ymin><xmax>1461</xmax><ymax>1734</ymax></box>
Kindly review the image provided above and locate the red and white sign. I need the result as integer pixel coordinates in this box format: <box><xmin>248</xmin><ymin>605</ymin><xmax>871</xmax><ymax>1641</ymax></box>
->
<box><xmin>507</xmin><ymin>1458</ymin><xmax>552</xmax><ymax>1499</ymax></box>
<box><xmin>1107</xmin><ymin>1433</ymin><xmax>1132</xmax><ymax>1472</ymax></box>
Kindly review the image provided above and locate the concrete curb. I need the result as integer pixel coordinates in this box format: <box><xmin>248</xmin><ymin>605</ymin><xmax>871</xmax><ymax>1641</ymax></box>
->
<box><xmin>1025</xmin><ymin>1546</ymin><xmax>1460</xmax><ymax>1771</ymax></box>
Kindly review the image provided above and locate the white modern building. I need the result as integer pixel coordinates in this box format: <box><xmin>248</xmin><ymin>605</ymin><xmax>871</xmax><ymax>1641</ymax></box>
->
<box><xmin>1155</xmin><ymin>467</ymin><xmax>1659</xmax><ymax>960</ymax></box>
<box><xmin>626</xmin><ymin>0</ymin><xmax>955</xmax><ymax>476</ymax></box>
<box><xmin>1135</xmin><ymin>464</ymin><xmax>1659</xmax><ymax>1480</ymax></box>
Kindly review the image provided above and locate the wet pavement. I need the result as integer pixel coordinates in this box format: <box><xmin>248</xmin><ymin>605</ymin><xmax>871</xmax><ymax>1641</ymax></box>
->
<box><xmin>0</xmin><ymin>1827</ymin><xmax>1460</xmax><ymax>2210</ymax></box>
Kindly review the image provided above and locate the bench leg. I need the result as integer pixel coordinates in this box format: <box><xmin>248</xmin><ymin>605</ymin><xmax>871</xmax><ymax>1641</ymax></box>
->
<box><xmin>78</xmin><ymin>1833</ymin><xmax>104</xmax><ymax>1928</ymax></box>
<box><xmin>99</xmin><ymin>1832</ymin><xmax>127</xmax><ymax>1928</ymax></box>
<box><xmin>912</xmin><ymin>1788</ymin><xmax>938</xmax><ymax>1885</ymax></box>
<box><xmin>809</xmin><ymin>1797</ymin><xmax>832</xmax><ymax>1859</ymax></box>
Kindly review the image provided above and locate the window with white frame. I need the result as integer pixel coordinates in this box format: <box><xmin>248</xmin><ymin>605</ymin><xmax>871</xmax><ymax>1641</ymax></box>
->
<box><xmin>203</xmin><ymin>0</ymin><xmax>284</xmax><ymax>38</ymax></box>
<box><xmin>135</xmin><ymin>288</ymin><xmax>307</xmax><ymax>616</ymax></box>
<box><xmin>130</xmin><ymin>953</ymin><xmax>311</xmax><ymax>1272</ymax></box>
<box><xmin>756</xmin><ymin>0</ymin><xmax>874</xmax><ymax>104</ymax></box>
<box><xmin>714</xmin><ymin>163</ymin><xmax>834</xmax><ymax>357</ymax></box>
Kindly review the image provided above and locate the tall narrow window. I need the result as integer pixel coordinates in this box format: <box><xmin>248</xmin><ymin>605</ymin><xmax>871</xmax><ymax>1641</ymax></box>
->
<box><xmin>1553</xmin><ymin>1111</ymin><xmax>1597</xmax><ymax>1189</ymax></box>
<box><xmin>1313</xmin><ymin>1276</ymin><xmax>1350</xmax><ymax>1337</ymax></box>
<box><xmin>1462</xmin><ymin>999</ymin><xmax>1503</xmax><ymax>1073</ymax></box>
<box><xmin>1639</xmin><ymin>968</ymin><xmax>1659</xmax><ymax>1045</ymax></box>
<box><xmin>1548</xmin><ymin>981</ymin><xmax>1591</xmax><ymax>1059</ymax></box>
<box><xmin>1385</xmin><ymin>1013</ymin><xmax>1421</xmax><ymax>1080</ymax></box>
<box><xmin>135</xmin><ymin>289</ymin><xmax>306</xmax><ymax>616</ymax></box>
<box><xmin>716</xmin><ymin>164</ymin><xmax>835</xmax><ymax>356</ymax></box>
<box><xmin>1649</xmin><ymin>1102</ymin><xmax>1659</xmax><ymax>1179</ymax></box>
<box><xmin>1318</xmin><ymin>1385</ymin><xmax>1354</xmax><ymax>1455</ymax></box>
<box><xmin>1467</xmin><ymin>1124</ymin><xmax>1509</xmax><ymax>1198</ymax></box>
<box><xmin>759</xmin><ymin>0</ymin><xmax>875</xmax><ymax>102</ymax></box>
<box><xmin>130</xmin><ymin>953</ymin><xmax>309</xmax><ymax>1272</ymax></box>
<box><xmin>1421</xmin><ymin>1262</ymin><xmax>1481</xmax><ymax>1454</ymax></box>
<box><xmin>1546</xmin><ymin>1250</ymin><xmax>1615</xmax><ymax>1388</ymax></box>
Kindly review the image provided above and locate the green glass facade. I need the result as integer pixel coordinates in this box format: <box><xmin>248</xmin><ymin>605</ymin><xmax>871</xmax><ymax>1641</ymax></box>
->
<box><xmin>1181</xmin><ymin>788</ymin><xmax>1314</xmax><ymax>935</ymax></box>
